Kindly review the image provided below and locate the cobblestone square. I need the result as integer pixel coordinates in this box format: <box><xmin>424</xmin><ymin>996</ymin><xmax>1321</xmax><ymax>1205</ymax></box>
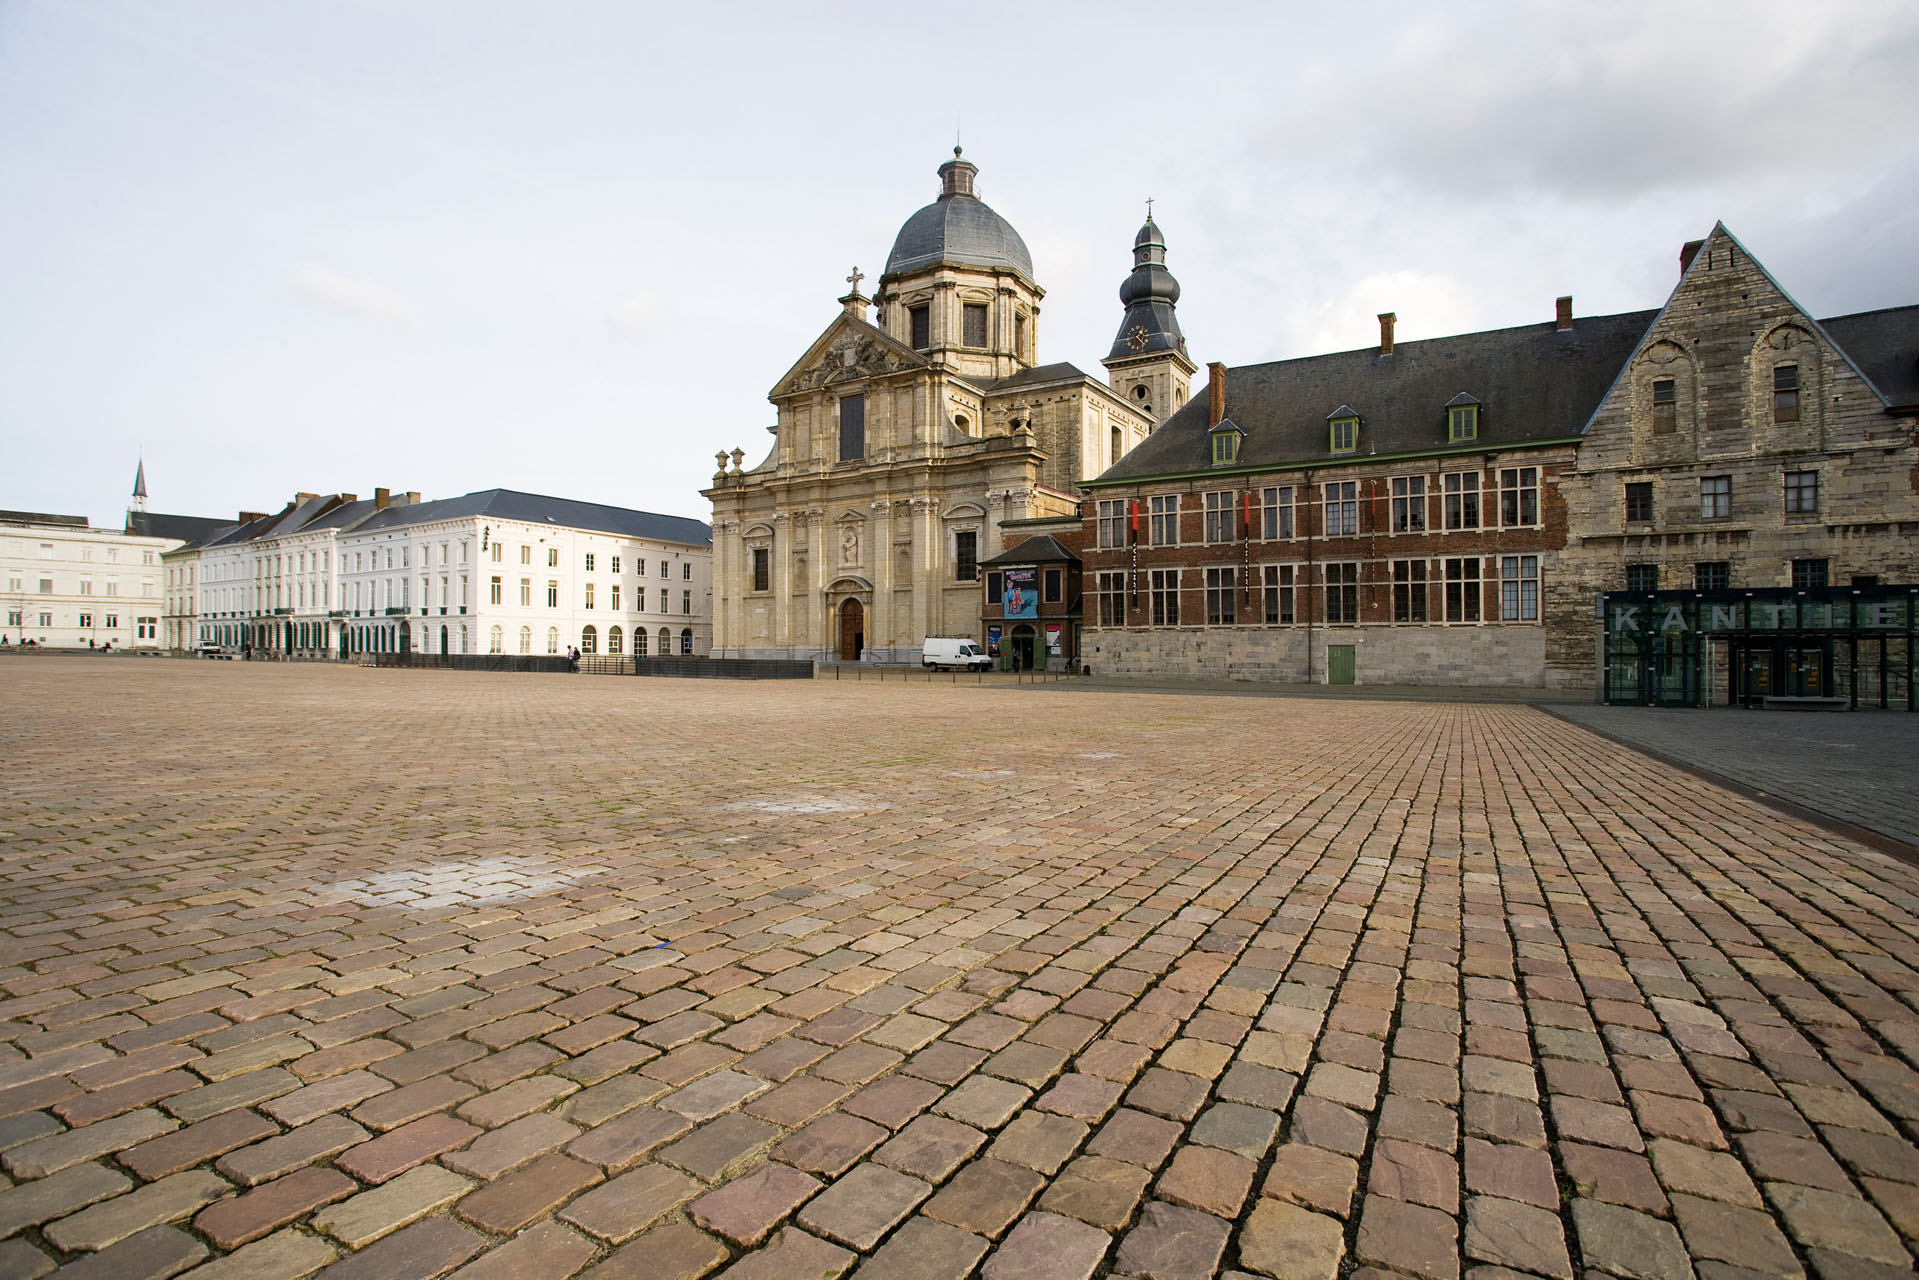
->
<box><xmin>1</xmin><ymin>659</ymin><xmax>1915</xmax><ymax>1279</ymax></box>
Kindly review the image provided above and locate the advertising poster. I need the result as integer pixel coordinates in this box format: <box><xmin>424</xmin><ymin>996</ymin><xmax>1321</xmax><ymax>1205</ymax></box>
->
<box><xmin>1003</xmin><ymin>566</ymin><xmax>1038</xmax><ymax>619</ymax></box>
<box><xmin>986</xmin><ymin>624</ymin><xmax>1002</xmax><ymax>656</ymax></box>
<box><xmin>1045</xmin><ymin>624</ymin><xmax>1062</xmax><ymax>655</ymax></box>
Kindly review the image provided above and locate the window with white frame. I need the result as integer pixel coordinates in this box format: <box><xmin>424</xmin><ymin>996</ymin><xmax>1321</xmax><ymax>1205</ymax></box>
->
<box><xmin>1392</xmin><ymin>560</ymin><xmax>1427</xmax><ymax>622</ymax></box>
<box><xmin>1324</xmin><ymin>482</ymin><xmax>1357</xmax><ymax>536</ymax></box>
<box><xmin>1263</xmin><ymin>564</ymin><xmax>1295</xmax><ymax>624</ymax></box>
<box><xmin>1499</xmin><ymin>556</ymin><xmax>1539</xmax><ymax>621</ymax></box>
<box><xmin>1444</xmin><ymin>557</ymin><xmax>1481</xmax><ymax>622</ymax></box>
<box><xmin>1324</xmin><ymin>562</ymin><xmax>1358</xmax><ymax>623</ymax></box>
<box><xmin>1203</xmin><ymin>492</ymin><xmax>1237</xmax><ymax>543</ymax></box>
<box><xmin>1499</xmin><ymin>467</ymin><xmax>1538</xmax><ymax>526</ymax></box>
<box><xmin>1204</xmin><ymin>567</ymin><xmax>1235</xmax><ymax>624</ymax></box>
<box><xmin>1262</xmin><ymin>486</ymin><xmax>1294</xmax><ymax>539</ymax></box>
<box><xmin>1149</xmin><ymin>495</ymin><xmax>1179</xmax><ymax>546</ymax></box>
<box><xmin>1149</xmin><ymin>568</ymin><xmax>1180</xmax><ymax>626</ymax></box>
<box><xmin>1391</xmin><ymin>476</ymin><xmax>1427</xmax><ymax>533</ymax></box>
<box><xmin>1095</xmin><ymin>571</ymin><xmax>1125</xmax><ymax>626</ymax></box>
<box><xmin>1096</xmin><ymin>500</ymin><xmax>1127</xmax><ymax>549</ymax></box>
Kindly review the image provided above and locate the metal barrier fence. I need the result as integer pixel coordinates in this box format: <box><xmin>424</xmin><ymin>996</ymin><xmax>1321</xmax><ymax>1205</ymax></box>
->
<box><xmin>370</xmin><ymin>652</ymin><xmax>812</xmax><ymax>680</ymax></box>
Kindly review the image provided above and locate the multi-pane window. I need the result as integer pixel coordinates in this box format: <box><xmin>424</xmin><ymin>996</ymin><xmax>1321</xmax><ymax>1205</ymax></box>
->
<box><xmin>909</xmin><ymin>306</ymin><xmax>930</xmax><ymax>350</ymax></box>
<box><xmin>1792</xmin><ymin>558</ymin><xmax>1828</xmax><ymax>588</ymax></box>
<box><xmin>1097</xmin><ymin>500</ymin><xmax>1128</xmax><ymax>549</ymax></box>
<box><xmin>955</xmin><ymin>531</ymin><xmax>978</xmax><ymax>581</ymax></box>
<box><xmin>1204</xmin><ymin>492</ymin><xmax>1237</xmax><ymax>543</ymax></box>
<box><xmin>1391</xmin><ymin>476</ymin><xmax>1426</xmax><ymax>532</ymax></box>
<box><xmin>491</xmin><ymin>542</ymin><xmax>503</xmax><ymax>562</ymax></box>
<box><xmin>962</xmin><ymin>303</ymin><xmax>988</xmax><ymax>348</ymax></box>
<box><xmin>1625</xmin><ymin>481</ymin><xmax>1654</xmax><ymax>524</ymax></box>
<box><xmin>634</xmin><ymin>629</ymin><xmax>648</xmax><ymax>657</ymax></box>
<box><xmin>610</xmin><ymin>585</ymin><xmax>621</xmax><ymax>610</ymax></box>
<box><xmin>1499</xmin><ymin>467</ymin><xmax>1538</xmax><ymax>526</ymax></box>
<box><xmin>490</xmin><ymin>576</ymin><xmax>502</xmax><ymax>605</ymax></box>
<box><xmin>1204</xmin><ymin>568</ymin><xmax>1235</xmax><ymax>625</ymax></box>
<box><xmin>1694</xmin><ymin>561</ymin><xmax>1729</xmax><ymax>590</ymax></box>
<box><xmin>1448</xmin><ymin>404</ymin><xmax>1478</xmax><ymax>442</ymax></box>
<box><xmin>1211</xmin><ymin>431</ymin><xmax>1239</xmax><ymax>465</ymax></box>
<box><xmin>1324</xmin><ymin>482</ymin><xmax>1357</xmax><ymax>536</ymax></box>
<box><xmin>548</xmin><ymin>628</ymin><xmax>560</xmax><ymax>653</ymax></box>
<box><xmin>489</xmin><ymin>626</ymin><xmax>503</xmax><ymax>654</ymax></box>
<box><xmin>1150</xmin><ymin>569</ymin><xmax>1180</xmax><ymax>626</ymax></box>
<box><xmin>751</xmin><ymin>548</ymin><xmax>768</xmax><ymax>593</ymax></box>
<box><xmin>839</xmin><ymin>393</ymin><xmax>865</xmax><ymax>462</ymax></box>
<box><xmin>682</xmin><ymin>562</ymin><xmax>692</xmax><ymax>580</ymax></box>
<box><xmin>547</xmin><ymin>581</ymin><xmax>559</xmax><ymax>607</ymax></box>
<box><xmin>1652</xmin><ymin>378</ymin><xmax>1676</xmax><ymax>433</ymax></box>
<box><xmin>520</xmin><ymin>545</ymin><xmax>531</xmax><ymax>564</ymax></box>
<box><xmin>1444</xmin><ymin>558</ymin><xmax>1481</xmax><ymax>622</ymax></box>
<box><xmin>610</xmin><ymin>556</ymin><xmax>620</xmax><ymax>574</ymax></box>
<box><xmin>1149</xmin><ymin>495</ymin><xmax>1179</xmax><ymax>546</ymax></box>
<box><xmin>1499</xmin><ymin>556</ymin><xmax>1539</xmax><ymax>621</ymax></box>
<box><xmin>1043</xmin><ymin>569</ymin><xmax>1062</xmax><ymax>603</ymax></box>
<box><xmin>584</xmin><ymin>553</ymin><xmax>596</xmax><ymax>571</ymax></box>
<box><xmin>1773</xmin><ymin>365</ymin><xmax>1799</xmax><ymax>422</ymax></box>
<box><xmin>1324</xmin><ymin>563</ymin><xmax>1359</xmax><ymax>624</ymax></box>
<box><xmin>1330</xmin><ymin>416</ymin><xmax>1357</xmax><ymax>454</ymax></box>
<box><xmin>1096</xmin><ymin>571</ymin><xmax>1125</xmax><ymax>626</ymax></box>
<box><xmin>584</xmin><ymin>583</ymin><xmax>595</xmax><ymax>609</ymax></box>
<box><xmin>548</xmin><ymin>548</ymin><xmax>559</xmax><ymax>567</ymax></box>
<box><xmin>519</xmin><ymin>626</ymin><xmax>531</xmax><ymax>654</ymax></box>
<box><xmin>1625</xmin><ymin>564</ymin><xmax>1659</xmax><ymax>592</ymax></box>
<box><xmin>1261</xmin><ymin>487</ymin><xmax>1294</xmax><ymax>539</ymax></box>
<box><xmin>1784</xmin><ymin>470</ymin><xmax>1818</xmax><ymax>514</ymax></box>
<box><xmin>682</xmin><ymin>591</ymin><xmax>691</xmax><ymax>614</ymax></box>
<box><xmin>660</xmin><ymin>589</ymin><xmax>669</xmax><ymax>611</ymax></box>
<box><xmin>1700</xmin><ymin>475</ymin><xmax>1731</xmax><ymax>519</ymax></box>
<box><xmin>1392</xmin><ymin>561</ymin><xmax>1427</xmax><ymax>622</ymax></box>
<box><xmin>660</xmin><ymin>561</ymin><xmax>669</xmax><ymax>578</ymax></box>
<box><xmin>1263</xmin><ymin>564</ymin><xmax>1295</xmax><ymax>624</ymax></box>
<box><xmin>519</xmin><ymin>579</ymin><xmax>531</xmax><ymax>607</ymax></box>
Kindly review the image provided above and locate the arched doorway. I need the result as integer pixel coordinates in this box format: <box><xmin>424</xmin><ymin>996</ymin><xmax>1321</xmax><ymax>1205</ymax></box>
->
<box><xmin>1011</xmin><ymin>624</ymin><xmax>1036</xmax><ymax>671</ymax></box>
<box><xmin>439</xmin><ymin>625</ymin><xmax>448</xmax><ymax>655</ymax></box>
<box><xmin>838</xmin><ymin>599</ymin><xmax>864</xmax><ymax>661</ymax></box>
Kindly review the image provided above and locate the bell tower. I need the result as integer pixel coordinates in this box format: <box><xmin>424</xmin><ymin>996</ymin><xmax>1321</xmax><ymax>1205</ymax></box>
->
<box><xmin>1102</xmin><ymin>209</ymin><xmax>1195</xmax><ymax>423</ymax></box>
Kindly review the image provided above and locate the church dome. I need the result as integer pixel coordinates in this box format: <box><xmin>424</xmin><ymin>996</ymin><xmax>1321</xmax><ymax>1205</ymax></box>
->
<box><xmin>882</xmin><ymin>149</ymin><xmax>1035</xmax><ymax>283</ymax></box>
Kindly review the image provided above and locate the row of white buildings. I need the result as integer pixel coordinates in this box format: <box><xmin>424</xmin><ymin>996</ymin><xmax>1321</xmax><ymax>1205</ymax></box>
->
<box><xmin>168</xmin><ymin>486</ymin><xmax>714</xmax><ymax>659</ymax></box>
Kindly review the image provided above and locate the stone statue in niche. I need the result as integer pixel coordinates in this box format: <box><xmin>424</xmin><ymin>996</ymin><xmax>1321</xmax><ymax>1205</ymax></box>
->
<box><xmin>841</xmin><ymin>524</ymin><xmax>860</xmax><ymax>565</ymax></box>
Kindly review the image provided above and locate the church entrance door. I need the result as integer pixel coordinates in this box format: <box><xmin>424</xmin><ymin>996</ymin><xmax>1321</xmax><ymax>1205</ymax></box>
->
<box><xmin>837</xmin><ymin>599</ymin><xmax>864</xmax><ymax>661</ymax></box>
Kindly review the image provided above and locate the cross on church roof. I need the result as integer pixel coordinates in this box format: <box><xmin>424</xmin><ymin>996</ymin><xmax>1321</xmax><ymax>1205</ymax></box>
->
<box><xmin>846</xmin><ymin>266</ymin><xmax>864</xmax><ymax>294</ymax></box>
<box><xmin>1145</xmin><ymin>197</ymin><xmax>1154</xmax><ymax>221</ymax></box>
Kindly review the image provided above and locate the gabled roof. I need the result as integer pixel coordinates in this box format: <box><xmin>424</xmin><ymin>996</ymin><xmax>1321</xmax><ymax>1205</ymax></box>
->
<box><xmin>1092</xmin><ymin>309</ymin><xmax>1658</xmax><ymax>484</ymax></box>
<box><xmin>769</xmin><ymin>312</ymin><xmax>930</xmax><ymax>401</ymax></box>
<box><xmin>979</xmin><ymin>534</ymin><xmax>1079</xmax><ymax>567</ymax></box>
<box><xmin>351</xmin><ymin>490</ymin><xmax>710</xmax><ymax>547</ymax></box>
<box><xmin>124</xmin><ymin>511</ymin><xmax>230</xmax><ymax>542</ymax></box>
<box><xmin>1821</xmin><ymin>306</ymin><xmax>1919</xmax><ymax>410</ymax></box>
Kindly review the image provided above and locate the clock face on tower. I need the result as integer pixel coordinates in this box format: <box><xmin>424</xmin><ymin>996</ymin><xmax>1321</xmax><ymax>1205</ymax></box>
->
<box><xmin>1127</xmin><ymin>324</ymin><xmax>1150</xmax><ymax>351</ymax></box>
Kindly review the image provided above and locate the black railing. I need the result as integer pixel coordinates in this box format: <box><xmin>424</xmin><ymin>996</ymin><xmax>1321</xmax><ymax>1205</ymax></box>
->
<box><xmin>369</xmin><ymin>652</ymin><xmax>813</xmax><ymax>679</ymax></box>
<box><xmin>371</xmin><ymin>652</ymin><xmax>570</xmax><ymax>673</ymax></box>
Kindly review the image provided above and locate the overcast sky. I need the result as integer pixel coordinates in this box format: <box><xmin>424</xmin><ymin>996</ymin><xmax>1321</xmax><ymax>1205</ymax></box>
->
<box><xmin>3</xmin><ymin>0</ymin><xmax>1914</xmax><ymax>528</ymax></box>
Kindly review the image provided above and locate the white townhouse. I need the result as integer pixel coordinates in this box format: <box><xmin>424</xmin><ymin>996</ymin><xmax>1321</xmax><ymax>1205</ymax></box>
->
<box><xmin>337</xmin><ymin>490</ymin><xmax>713</xmax><ymax>659</ymax></box>
<box><xmin>4</xmin><ymin>467</ymin><xmax>225</xmax><ymax>650</ymax></box>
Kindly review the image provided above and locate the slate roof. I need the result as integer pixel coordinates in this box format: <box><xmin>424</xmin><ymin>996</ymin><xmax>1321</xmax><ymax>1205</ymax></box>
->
<box><xmin>1092</xmin><ymin>309</ymin><xmax>1660</xmax><ymax>483</ymax></box>
<box><xmin>352</xmin><ymin>490</ymin><xmax>710</xmax><ymax>546</ymax></box>
<box><xmin>1821</xmin><ymin>306</ymin><xmax>1919</xmax><ymax>410</ymax></box>
<box><xmin>986</xmin><ymin>362</ymin><xmax>1094</xmax><ymax>392</ymax></box>
<box><xmin>124</xmin><ymin>511</ymin><xmax>229</xmax><ymax>542</ymax></box>
<box><xmin>979</xmin><ymin>534</ymin><xmax>1079</xmax><ymax>567</ymax></box>
<box><xmin>884</xmin><ymin>196</ymin><xmax>1034</xmax><ymax>283</ymax></box>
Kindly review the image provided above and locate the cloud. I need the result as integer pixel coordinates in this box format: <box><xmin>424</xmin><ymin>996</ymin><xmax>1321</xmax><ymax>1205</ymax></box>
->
<box><xmin>290</xmin><ymin>269</ymin><xmax>417</xmax><ymax>327</ymax></box>
<box><xmin>1280</xmin><ymin>270</ymin><xmax>1483</xmax><ymax>362</ymax></box>
<box><xmin>607</xmin><ymin>289</ymin><xmax>669</xmax><ymax>346</ymax></box>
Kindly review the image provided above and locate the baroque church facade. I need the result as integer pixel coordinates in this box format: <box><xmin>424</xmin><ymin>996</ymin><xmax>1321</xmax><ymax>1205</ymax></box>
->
<box><xmin>704</xmin><ymin>150</ymin><xmax>1190</xmax><ymax>662</ymax></box>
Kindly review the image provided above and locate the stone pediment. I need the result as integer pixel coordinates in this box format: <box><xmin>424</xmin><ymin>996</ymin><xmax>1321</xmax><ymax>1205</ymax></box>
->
<box><xmin>773</xmin><ymin>315</ymin><xmax>928</xmax><ymax>398</ymax></box>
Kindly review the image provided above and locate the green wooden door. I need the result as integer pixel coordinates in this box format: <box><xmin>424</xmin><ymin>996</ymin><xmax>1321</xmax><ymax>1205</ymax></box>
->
<box><xmin>1328</xmin><ymin>644</ymin><xmax>1356</xmax><ymax>685</ymax></box>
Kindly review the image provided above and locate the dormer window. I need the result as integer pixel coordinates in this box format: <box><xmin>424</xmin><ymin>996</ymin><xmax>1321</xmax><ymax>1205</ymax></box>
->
<box><xmin>1210</xmin><ymin>418</ymin><xmax>1243</xmax><ymax>465</ymax></box>
<box><xmin>1327</xmin><ymin>406</ymin><xmax>1359</xmax><ymax>454</ymax></box>
<box><xmin>1446</xmin><ymin>393</ymin><xmax>1480</xmax><ymax>442</ymax></box>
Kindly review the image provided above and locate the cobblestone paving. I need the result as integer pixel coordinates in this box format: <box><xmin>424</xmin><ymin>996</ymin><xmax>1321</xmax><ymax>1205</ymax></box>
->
<box><xmin>1</xmin><ymin>659</ymin><xmax>1916</xmax><ymax>1280</ymax></box>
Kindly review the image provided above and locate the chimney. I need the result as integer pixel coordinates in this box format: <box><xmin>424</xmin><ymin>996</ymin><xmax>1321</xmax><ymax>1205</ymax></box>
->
<box><xmin>1680</xmin><ymin>240</ymin><xmax>1705</xmax><ymax>276</ymax></box>
<box><xmin>1378</xmin><ymin>312</ymin><xmax>1396</xmax><ymax>356</ymax></box>
<box><xmin>341</xmin><ymin>493</ymin><xmax>357</xmax><ymax>503</ymax></box>
<box><xmin>1207</xmin><ymin>362</ymin><xmax>1227</xmax><ymax>428</ymax></box>
<box><xmin>375</xmin><ymin>488</ymin><xmax>391</xmax><ymax>510</ymax></box>
<box><xmin>239</xmin><ymin>511</ymin><xmax>265</xmax><ymax>524</ymax></box>
<box><xmin>405</xmin><ymin>492</ymin><xmax>420</xmax><ymax>505</ymax></box>
<box><xmin>295</xmin><ymin>491</ymin><xmax>318</xmax><ymax>503</ymax></box>
<box><xmin>1555</xmin><ymin>296</ymin><xmax>1573</xmax><ymax>331</ymax></box>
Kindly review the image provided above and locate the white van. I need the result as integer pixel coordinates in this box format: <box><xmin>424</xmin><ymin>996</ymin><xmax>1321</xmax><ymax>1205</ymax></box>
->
<box><xmin>922</xmin><ymin>637</ymin><xmax>992</xmax><ymax>671</ymax></box>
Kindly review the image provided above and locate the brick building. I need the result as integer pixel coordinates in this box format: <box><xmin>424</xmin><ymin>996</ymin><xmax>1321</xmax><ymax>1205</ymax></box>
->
<box><xmin>1076</xmin><ymin>224</ymin><xmax>1918</xmax><ymax>693</ymax></box>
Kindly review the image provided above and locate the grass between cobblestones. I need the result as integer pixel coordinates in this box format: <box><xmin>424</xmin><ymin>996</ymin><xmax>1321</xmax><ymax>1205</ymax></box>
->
<box><xmin>0</xmin><ymin>660</ymin><xmax>1914</xmax><ymax>1280</ymax></box>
